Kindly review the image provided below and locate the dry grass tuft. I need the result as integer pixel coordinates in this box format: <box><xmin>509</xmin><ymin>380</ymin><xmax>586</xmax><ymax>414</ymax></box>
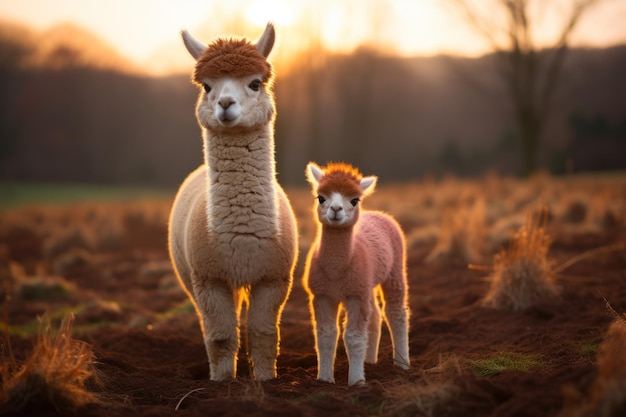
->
<box><xmin>586</xmin><ymin>318</ymin><xmax>626</xmax><ymax>416</ymax></box>
<box><xmin>382</xmin><ymin>379</ymin><xmax>460</xmax><ymax>417</ymax></box>
<box><xmin>0</xmin><ymin>313</ymin><xmax>101</xmax><ymax>414</ymax></box>
<box><xmin>7</xmin><ymin>262</ymin><xmax>75</xmax><ymax>301</ymax></box>
<box><xmin>382</xmin><ymin>354</ymin><xmax>463</xmax><ymax>417</ymax></box>
<box><xmin>425</xmin><ymin>197</ymin><xmax>486</xmax><ymax>264</ymax></box>
<box><xmin>562</xmin><ymin>318</ymin><xmax>626</xmax><ymax>417</ymax></box>
<box><xmin>482</xmin><ymin>213</ymin><xmax>559</xmax><ymax>311</ymax></box>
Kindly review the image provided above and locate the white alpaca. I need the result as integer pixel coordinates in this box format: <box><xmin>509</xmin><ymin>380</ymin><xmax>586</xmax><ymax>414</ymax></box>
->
<box><xmin>168</xmin><ymin>23</ymin><xmax>298</xmax><ymax>381</ymax></box>
<box><xmin>303</xmin><ymin>162</ymin><xmax>410</xmax><ymax>386</ymax></box>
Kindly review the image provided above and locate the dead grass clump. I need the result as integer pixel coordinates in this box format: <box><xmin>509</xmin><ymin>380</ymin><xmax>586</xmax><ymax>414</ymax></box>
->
<box><xmin>42</xmin><ymin>226</ymin><xmax>93</xmax><ymax>259</ymax></box>
<box><xmin>555</xmin><ymin>186</ymin><xmax>626</xmax><ymax>239</ymax></box>
<box><xmin>561</xmin><ymin>196</ymin><xmax>588</xmax><ymax>224</ymax></box>
<box><xmin>425</xmin><ymin>197</ymin><xmax>486</xmax><ymax>264</ymax></box>
<box><xmin>8</xmin><ymin>262</ymin><xmax>75</xmax><ymax>301</ymax></box>
<box><xmin>17</xmin><ymin>276</ymin><xmax>75</xmax><ymax>301</ymax></box>
<box><xmin>382</xmin><ymin>379</ymin><xmax>459</xmax><ymax>417</ymax></box>
<box><xmin>383</xmin><ymin>355</ymin><xmax>463</xmax><ymax>417</ymax></box>
<box><xmin>0</xmin><ymin>314</ymin><xmax>101</xmax><ymax>414</ymax></box>
<box><xmin>52</xmin><ymin>248</ymin><xmax>94</xmax><ymax>275</ymax></box>
<box><xmin>561</xmin><ymin>318</ymin><xmax>626</xmax><ymax>417</ymax></box>
<box><xmin>0</xmin><ymin>245</ymin><xmax>12</xmax><ymax>300</ymax></box>
<box><xmin>586</xmin><ymin>318</ymin><xmax>626</xmax><ymax>416</ymax></box>
<box><xmin>483</xmin><ymin>214</ymin><xmax>559</xmax><ymax>311</ymax></box>
<box><xmin>39</xmin><ymin>204</ymin><xmax>128</xmax><ymax>257</ymax></box>
<box><xmin>405</xmin><ymin>224</ymin><xmax>440</xmax><ymax>249</ymax></box>
<box><xmin>87</xmin><ymin>208</ymin><xmax>126</xmax><ymax>252</ymax></box>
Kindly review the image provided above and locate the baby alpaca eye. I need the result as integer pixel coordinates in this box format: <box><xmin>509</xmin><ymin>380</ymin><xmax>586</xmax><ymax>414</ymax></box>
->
<box><xmin>248</xmin><ymin>79</ymin><xmax>262</xmax><ymax>91</ymax></box>
<box><xmin>317</xmin><ymin>195</ymin><xmax>326</xmax><ymax>204</ymax></box>
<box><xmin>350</xmin><ymin>198</ymin><xmax>360</xmax><ymax>207</ymax></box>
<box><xmin>202</xmin><ymin>83</ymin><xmax>211</xmax><ymax>94</ymax></box>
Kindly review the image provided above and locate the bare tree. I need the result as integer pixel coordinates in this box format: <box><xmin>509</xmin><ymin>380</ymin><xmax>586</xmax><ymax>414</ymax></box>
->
<box><xmin>449</xmin><ymin>0</ymin><xmax>602</xmax><ymax>175</ymax></box>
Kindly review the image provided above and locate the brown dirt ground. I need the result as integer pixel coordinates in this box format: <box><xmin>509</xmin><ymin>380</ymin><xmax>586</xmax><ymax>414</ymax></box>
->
<box><xmin>1</xmin><ymin>179</ymin><xmax>626</xmax><ymax>417</ymax></box>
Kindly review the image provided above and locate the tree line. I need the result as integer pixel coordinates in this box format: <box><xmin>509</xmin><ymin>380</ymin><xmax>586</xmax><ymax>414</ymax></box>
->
<box><xmin>0</xmin><ymin>25</ymin><xmax>624</xmax><ymax>187</ymax></box>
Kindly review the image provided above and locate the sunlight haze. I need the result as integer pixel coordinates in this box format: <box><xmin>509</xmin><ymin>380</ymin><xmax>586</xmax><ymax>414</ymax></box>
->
<box><xmin>1</xmin><ymin>0</ymin><xmax>625</xmax><ymax>75</ymax></box>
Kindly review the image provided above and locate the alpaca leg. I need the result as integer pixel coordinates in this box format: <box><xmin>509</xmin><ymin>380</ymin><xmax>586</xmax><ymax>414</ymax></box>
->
<box><xmin>343</xmin><ymin>297</ymin><xmax>370</xmax><ymax>386</ymax></box>
<box><xmin>381</xmin><ymin>283</ymin><xmax>410</xmax><ymax>370</ymax></box>
<box><xmin>247</xmin><ymin>279</ymin><xmax>290</xmax><ymax>380</ymax></box>
<box><xmin>366</xmin><ymin>293</ymin><xmax>382</xmax><ymax>364</ymax></box>
<box><xmin>195</xmin><ymin>280</ymin><xmax>240</xmax><ymax>380</ymax></box>
<box><xmin>312</xmin><ymin>296</ymin><xmax>339</xmax><ymax>383</ymax></box>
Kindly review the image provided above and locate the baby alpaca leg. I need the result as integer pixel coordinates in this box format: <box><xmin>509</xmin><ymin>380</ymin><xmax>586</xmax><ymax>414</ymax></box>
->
<box><xmin>247</xmin><ymin>279</ymin><xmax>290</xmax><ymax>380</ymax></box>
<box><xmin>195</xmin><ymin>280</ymin><xmax>240</xmax><ymax>380</ymax></box>
<box><xmin>312</xmin><ymin>296</ymin><xmax>339</xmax><ymax>383</ymax></box>
<box><xmin>381</xmin><ymin>283</ymin><xmax>410</xmax><ymax>370</ymax></box>
<box><xmin>344</xmin><ymin>297</ymin><xmax>370</xmax><ymax>386</ymax></box>
<box><xmin>366</xmin><ymin>294</ymin><xmax>382</xmax><ymax>364</ymax></box>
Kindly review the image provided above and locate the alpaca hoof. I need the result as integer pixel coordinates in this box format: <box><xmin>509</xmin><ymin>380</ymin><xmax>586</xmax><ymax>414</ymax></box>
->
<box><xmin>210</xmin><ymin>374</ymin><xmax>235</xmax><ymax>382</ymax></box>
<box><xmin>349</xmin><ymin>379</ymin><xmax>367</xmax><ymax>387</ymax></box>
<box><xmin>254</xmin><ymin>375</ymin><xmax>275</xmax><ymax>382</ymax></box>
<box><xmin>253</xmin><ymin>367</ymin><xmax>276</xmax><ymax>381</ymax></box>
<box><xmin>394</xmin><ymin>359</ymin><xmax>410</xmax><ymax>370</ymax></box>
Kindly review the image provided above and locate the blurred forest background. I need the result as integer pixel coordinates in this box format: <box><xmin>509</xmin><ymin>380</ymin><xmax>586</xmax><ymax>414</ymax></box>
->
<box><xmin>0</xmin><ymin>1</ymin><xmax>625</xmax><ymax>188</ymax></box>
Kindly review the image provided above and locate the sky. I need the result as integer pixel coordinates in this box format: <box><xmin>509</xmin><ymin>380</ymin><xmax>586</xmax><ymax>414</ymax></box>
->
<box><xmin>1</xmin><ymin>0</ymin><xmax>626</xmax><ymax>74</ymax></box>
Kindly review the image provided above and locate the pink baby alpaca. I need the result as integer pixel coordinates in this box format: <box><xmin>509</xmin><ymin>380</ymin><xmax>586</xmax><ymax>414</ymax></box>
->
<box><xmin>303</xmin><ymin>162</ymin><xmax>410</xmax><ymax>386</ymax></box>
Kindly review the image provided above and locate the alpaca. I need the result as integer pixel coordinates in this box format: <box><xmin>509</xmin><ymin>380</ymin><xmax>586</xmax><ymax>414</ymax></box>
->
<box><xmin>303</xmin><ymin>162</ymin><xmax>410</xmax><ymax>386</ymax></box>
<box><xmin>168</xmin><ymin>23</ymin><xmax>298</xmax><ymax>381</ymax></box>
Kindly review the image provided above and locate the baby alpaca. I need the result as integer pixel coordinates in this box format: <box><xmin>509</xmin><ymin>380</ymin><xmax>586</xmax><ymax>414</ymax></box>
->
<box><xmin>303</xmin><ymin>162</ymin><xmax>410</xmax><ymax>386</ymax></box>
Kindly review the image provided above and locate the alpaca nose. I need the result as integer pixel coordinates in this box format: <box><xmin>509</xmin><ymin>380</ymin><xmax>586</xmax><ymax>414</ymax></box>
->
<box><xmin>218</xmin><ymin>97</ymin><xmax>235</xmax><ymax>110</ymax></box>
<box><xmin>330</xmin><ymin>205</ymin><xmax>343</xmax><ymax>213</ymax></box>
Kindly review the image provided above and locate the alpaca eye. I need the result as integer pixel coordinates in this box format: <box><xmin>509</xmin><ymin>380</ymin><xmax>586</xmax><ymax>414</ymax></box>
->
<box><xmin>350</xmin><ymin>198</ymin><xmax>360</xmax><ymax>207</ymax></box>
<box><xmin>202</xmin><ymin>83</ymin><xmax>211</xmax><ymax>94</ymax></box>
<box><xmin>248</xmin><ymin>79</ymin><xmax>262</xmax><ymax>91</ymax></box>
<box><xmin>317</xmin><ymin>196</ymin><xmax>326</xmax><ymax>204</ymax></box>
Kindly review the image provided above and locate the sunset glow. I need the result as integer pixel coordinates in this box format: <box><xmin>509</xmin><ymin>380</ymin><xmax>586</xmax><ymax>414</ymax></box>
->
<box><xmin>0</xmin><ymin>0</ymin><xmax>625</xmax><ymax>75</ymax></box>
<box><xmin>245</xmin><ymin>0</ymin><xmax>297</xmax><ymax>27</ymax></box>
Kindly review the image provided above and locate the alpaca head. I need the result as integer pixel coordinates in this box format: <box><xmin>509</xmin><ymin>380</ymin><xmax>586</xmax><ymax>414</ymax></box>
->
<box><xmin>306</xmin><ymin>162</ymin><xmax>377</xmax><ymax>228</ymax></box>
<box><xmin>181</xmin><ymin>23</ymin><xmax>276</xmax><ymax>132</ymax></box>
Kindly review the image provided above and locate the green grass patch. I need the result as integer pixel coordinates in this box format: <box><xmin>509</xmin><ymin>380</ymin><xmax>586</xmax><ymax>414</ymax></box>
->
<box><xmin>2</xmin><ymin>305</ymin><xmax>86</xmax><ymax>337</ymax></box>
<box><xmin>3</xmin><ymin>316</ymin><xmax>116</xmax><ymax>338</ymax></box>
<box><xmin>577</xmin><ymin>340</ymin><xmax>600</xmax><ymax>357</ymax></box>
<box><xmin>18</xmin><ymin>280</ymin><xmax>73</xmax><ymax>301</ymax></box>
<box><xmin>0</xmin><ymin>181</ymin><xmax>172</xmax><ymax>208</ymax></box>
<box><xmin>158</xmin><ymin>299</ymin><xmax>195</xmax><ymax>320</ymax></box>
<box><xmin>471</xmin><ymin>352</ymin><xmax>545</xmax><ymax>377</ymax></box>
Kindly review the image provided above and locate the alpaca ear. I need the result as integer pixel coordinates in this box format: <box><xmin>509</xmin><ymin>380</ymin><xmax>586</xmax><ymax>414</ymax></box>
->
<box><xmin>181</xmin><ymin>29</ymin><xmax>206</xmax><ymax>61</ymax></box>
<box><xmin>360</xmin><ymin>176</ymin><xmax>377</xmax><ymax>196</ymax></box>
<box><xmin>306</xmin><ymin>162</ymin><xmax>324</xmax><ymax>188</ymax></box>
<box><xmin>255</xmin><ymin>23</ymin><xmax>275</xmax><ymax>58</ymax></box>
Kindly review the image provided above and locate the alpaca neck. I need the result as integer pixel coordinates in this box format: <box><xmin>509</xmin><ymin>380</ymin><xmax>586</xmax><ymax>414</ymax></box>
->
<box><xmin>318</xmin><ymin>225</ymin><xmax>355</xmax><ymax>270</ymax></box>
<box><xmin>203</xmin><ymin>125</ymin><xmax>277</xmax><ymax>238</ymax></box>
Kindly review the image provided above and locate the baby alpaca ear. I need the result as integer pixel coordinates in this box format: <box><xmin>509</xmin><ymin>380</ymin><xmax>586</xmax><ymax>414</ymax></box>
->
<box><xmin>306</xmin><ymin>162</ymin><xmax>324</xmax><ymax>188</ymax></box>
<box><xmin>360</xmin><ymin>176</ymin><xmax>377</xmax><ymax>196</ymax></box>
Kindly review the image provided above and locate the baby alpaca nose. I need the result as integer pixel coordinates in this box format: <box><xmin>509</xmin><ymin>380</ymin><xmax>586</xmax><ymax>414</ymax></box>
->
<box><xmin>330</xmin><ymin>205</ymin><xmax>343</xmax><ymax>213</ymax></box>
<box><xmin>218</xmin><ymin>97</ymin><xmax>235</xmax><ymax>110</ymax></box>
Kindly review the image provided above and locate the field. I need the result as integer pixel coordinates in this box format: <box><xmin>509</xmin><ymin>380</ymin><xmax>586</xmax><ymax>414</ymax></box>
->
<box><xmin>1</xmin><ymin>174</ymin><xmax>625</xmax><ymax>416</ymax></box>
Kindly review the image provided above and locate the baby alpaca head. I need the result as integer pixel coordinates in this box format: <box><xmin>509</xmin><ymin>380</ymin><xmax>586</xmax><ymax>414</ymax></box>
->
<box><xmin>181</xmin><ymin>23</ymin><xmax>276</xmax><ymax>132</ymax></box>
<box><xmin>306</xmin><ymin>162</ymin><xmax>377</xmax><ymax>228</ymax></box>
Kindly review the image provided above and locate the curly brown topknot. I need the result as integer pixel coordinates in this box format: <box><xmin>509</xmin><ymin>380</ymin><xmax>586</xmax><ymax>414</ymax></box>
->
<box><xmin>316</xmin><ymin>162</ymin><xmax>364</xmax><ymax>197</ymax></box>
<box><xmin>193</xmin><ymin>38</ymin><xmax>273</xmax><ymax>84</ymax></box>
